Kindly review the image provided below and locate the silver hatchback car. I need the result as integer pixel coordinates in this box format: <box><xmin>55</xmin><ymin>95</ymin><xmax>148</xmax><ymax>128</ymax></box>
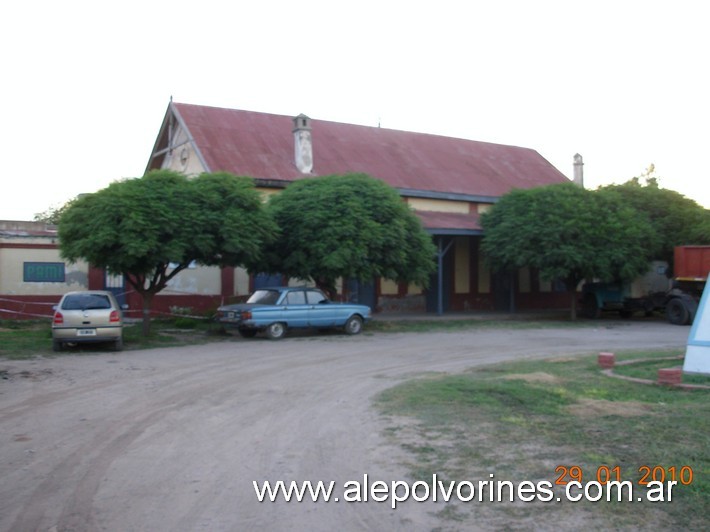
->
<box><xmin>52</xmin><ymin>290</ymin><xmax>125</xmax><ymax>351</ymax></box>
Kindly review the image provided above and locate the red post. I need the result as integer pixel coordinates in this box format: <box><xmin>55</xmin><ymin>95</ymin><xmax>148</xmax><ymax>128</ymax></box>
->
<box><xmin>657</xmin><ymin>368</ymin><xmax>682</xmax><ymax>386</ymax></box>
<box><xmin>598</xmin><ymin>352</ymin><xmax>615</xmax><ymax>369</ymax></box>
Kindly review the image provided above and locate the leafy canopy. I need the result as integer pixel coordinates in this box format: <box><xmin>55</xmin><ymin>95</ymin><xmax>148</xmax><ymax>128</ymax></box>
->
<box><xmin>59</xmin><ymin>170</ymin><xmax>276</xmax><ymax>332</ymax></box>
<box><xmin>598</xmin><ymin>172</ymin><xmax>710</xmax><ymax>271</ymax></box>
<box><xmin>261</xmin><ymin>173</ymin><xmax>436</xmax><ymax>293</ymax></box>
<box><xmin>480</xmin><ymin>183</ymin><xmax>655</xmax><ymax>317</ymax></box>
<box><xmin>34</xmin><ymin>199</ymin><xmax>76</xmax><ymax>225</ymax></box>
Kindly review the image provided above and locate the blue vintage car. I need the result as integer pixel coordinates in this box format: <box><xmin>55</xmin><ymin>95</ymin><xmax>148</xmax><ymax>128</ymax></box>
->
<box><xmin>216</xmin><ymin>286</ymin><xmax>372</xmax><ymax>339</ymax></box>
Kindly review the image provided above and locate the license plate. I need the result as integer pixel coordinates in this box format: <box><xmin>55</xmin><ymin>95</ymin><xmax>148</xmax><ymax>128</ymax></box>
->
<box><xmin>228</xmin><ymin>312</ymin><xmax>237</xmax><ymax>319</ymax></box>
<box><xmin>77</xmin><ymin>329</ymin><xmax>97</xmax><ymax>336</ymax></box>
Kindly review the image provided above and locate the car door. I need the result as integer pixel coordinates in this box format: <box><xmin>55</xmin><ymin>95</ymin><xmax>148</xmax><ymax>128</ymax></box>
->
<box><xmin>281</xmin><ymin>289</ymin><xmax>310</xmax><ymax>327</ymax></box>
<box><xmin>306</xmin><ymin>289</ymin><xmax>339</xmax><ymax>327</ymax></box>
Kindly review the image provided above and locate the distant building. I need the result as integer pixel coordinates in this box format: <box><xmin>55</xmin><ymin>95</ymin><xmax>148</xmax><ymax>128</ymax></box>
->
<box><xmin>1</xmin><ymin>102</ymin><xmax>571</xmax><ymax>319</ymax></box>
<box><xmin>146</xmin><ymin>101</ymin><xmax>570</xmax><ymax>313</ymax></box>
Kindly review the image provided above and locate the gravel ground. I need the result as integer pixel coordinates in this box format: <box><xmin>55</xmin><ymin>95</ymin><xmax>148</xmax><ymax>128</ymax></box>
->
<box><xmin>0</xmin><ymin>320</ymin><xmax>690</xmax><ymax>531</ymax></box>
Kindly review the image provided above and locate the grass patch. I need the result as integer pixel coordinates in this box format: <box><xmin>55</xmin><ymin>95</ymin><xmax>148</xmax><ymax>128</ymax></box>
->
<box><xmin>1</xmin><ymin>316</ymin><xmax>608</xmax><ymax>358</ymax></box>
<box><xmin>0</xmin><ymin>321</ymin><xmax>52</xmax><ymax>358</ymax></box>
<box><xmin>368</xmin><ymin>317</ymin><xmax>601</xmax><ymax>333</ymax></box>
<box><xmin>375</xmin><ymin>351</ymin><xmax>709</xmax><ymax>529</ymax></box>
<box><xmin>612</xmin><ymin>353</ymin><xmax>710</xmax><ymax>386</ymax></box>
<box><xmin>0</xmin><ymin>318</ymin><xmax>229</xmax><ymax>359</ymax></box>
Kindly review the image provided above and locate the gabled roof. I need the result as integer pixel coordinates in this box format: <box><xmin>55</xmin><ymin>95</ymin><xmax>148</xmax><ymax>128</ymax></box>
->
<box><xmin>149</xmin><ymin>102</ymin><xmax>569</xmax><ymax>201</ymax></box>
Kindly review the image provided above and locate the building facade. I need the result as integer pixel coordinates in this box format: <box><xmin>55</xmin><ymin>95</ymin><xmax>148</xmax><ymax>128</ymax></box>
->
<box><xmin>145</xmin><ymin>102</ymin><xmax>571</xmax><ymax>314</ymax></box>
<box><xmin>1</xmin><ymin>102</ymin><xmax>572</xmax><ymax>320</ymax></box>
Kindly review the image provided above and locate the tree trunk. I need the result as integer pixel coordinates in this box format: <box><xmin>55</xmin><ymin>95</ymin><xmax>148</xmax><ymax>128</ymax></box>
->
<box><xmin>569</xmin><ymin>289</ymin><xmax>578</xmax><ymax>320</ymax></box>
<box><xmin>315</xmin><ymin>278</ymin><xmax>337</xmax><ymax>301</ymax></box>
<box><xmin>142</xmin><ymin>292</ymin><xmax>153</xmax><ymax>336</ymax></box>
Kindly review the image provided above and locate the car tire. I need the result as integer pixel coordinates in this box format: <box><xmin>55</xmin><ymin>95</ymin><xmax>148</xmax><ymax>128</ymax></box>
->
<box><xmin>112</xmin><ymin>337</ymin><xmax>124</xmax><ymax>351</ymax></box>
<box><xmin>52</xmin><ymin>339</ymin><xmax>64</xmax><ymax>352</ymax></box>
<box><xmin>265</xmin><ymin>322</ymin><xmax>286</xmax><ymax>340</ymax></box>
<box><xmin>344</xmin><ymin>315</ymin><xmax>363</xmax><ymax>335</ymax></box>
<box><xmin>238</xmin><ymin>328</ymin><xmax>258</xmax><ymax>338</ymax></box>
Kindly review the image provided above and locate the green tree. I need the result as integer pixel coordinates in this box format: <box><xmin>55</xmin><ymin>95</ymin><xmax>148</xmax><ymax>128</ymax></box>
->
<box><xmin>599</xmin><ymin>169</ymin><xmax>710</xmax><ymax>272</ymax></box>
<box><xmin>260</xmin><ymin>173</ymin><xmax>437</xmax><ymax>297</ymax></box>
<box><xmin>480</xmin><ymin>182</ymin><xmax>655</xmax><ymax>319</ymax></box>
<box><xmin>34</xmin><ymin>199</ymin><xmax>76</xmax><ymax>224</ymax></box>
<box><xmin>59</xmin><ymin>170</ymin><xmax>276</xmax><ymax>335</ymax></box>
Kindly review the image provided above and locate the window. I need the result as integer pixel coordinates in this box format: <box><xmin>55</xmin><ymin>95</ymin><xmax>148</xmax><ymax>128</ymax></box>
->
<box><xmin>62</xmin><ymin>294</ymin><xmax>111</xmax><ymax>311</ymax></box>
<box><xmin>246</xmin><ymin>290</ymin><xmax>281</xmax><ymax>305</ymax></box>
<box><xmin>285</xmin><ymin>291</ymin><xmax>306</xmax><ymax>305</ymax></box>
<box><xmin>306</xmin><ymin>290</ymin><xmax>328</xmax><ymax>304</ymax></box>
<box><xmin>23</xmin><ymin>262</ymin><xmax>65</xmax><ymax>282</ymax></box>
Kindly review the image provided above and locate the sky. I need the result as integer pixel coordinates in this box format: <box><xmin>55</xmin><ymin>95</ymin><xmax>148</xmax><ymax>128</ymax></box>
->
<box><xmin>1</xmin><ymin>0</ymin><xmax>708</xmax><ymax>221</ymax></box>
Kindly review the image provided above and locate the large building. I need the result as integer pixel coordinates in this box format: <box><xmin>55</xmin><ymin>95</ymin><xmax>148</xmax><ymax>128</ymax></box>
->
<box><xmin>1</xmin><ymin>101</ymin><xmax>572</xmax><ymax>319</ymax></box>
<box><xmin>145</xmin><ymin>101</ymin><xmax>571</xmax><ymax>313</ymax></box>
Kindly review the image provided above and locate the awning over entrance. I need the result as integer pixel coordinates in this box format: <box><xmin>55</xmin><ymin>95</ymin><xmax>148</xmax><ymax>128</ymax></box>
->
<box><xmin>414</xmin><ymin>210</ymin><xmax>483</xmax><ymax>235</ymax></box>
<box><xmin>413</xmin><ymin>210</ymin><xmax>484</xmax><ymax>315</ymax></box>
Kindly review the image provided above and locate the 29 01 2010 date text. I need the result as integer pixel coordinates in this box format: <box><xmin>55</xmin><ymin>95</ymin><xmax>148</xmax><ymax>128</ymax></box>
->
<box><xmin>555</xmin><ymin>465</ymin><xmax>693</xmax><ymax>486</ymax></box>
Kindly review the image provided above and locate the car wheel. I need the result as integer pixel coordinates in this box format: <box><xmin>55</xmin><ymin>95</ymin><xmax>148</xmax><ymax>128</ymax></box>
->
<box><xmin>52</xmin><ymin>339</ymin><xmax>64</xmax><ymax>352</ymax></box>
<box><xmin>666</xmin><ymin>298</ymin><xmax>690</xmax><ymax>325</ymax></box>
<box><xmin>266</xmin><ymin>322</ymin><xmax>286</xmax><ymax>340</ymax></box>
<box><xmin>344</xmin><ymin>315</ymin><xmax>363</xmax><ymax>335</ymax></box>
<box><xmin>112</xmin><ymin>337</ymin><xmax>124</xmax><ymax>351</ymax></box>
<box><xmin>238</xmin><ymin>328</ymin><xmax>258</xmax><ymax>338</ymax></box>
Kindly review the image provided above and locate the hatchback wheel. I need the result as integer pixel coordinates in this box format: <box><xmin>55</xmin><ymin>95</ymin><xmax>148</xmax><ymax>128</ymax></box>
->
<box><xmin>52</xmin><ymin>339</ymin><xmax>64</xmax><ymax>352</ymax></box>
<box><xmin>266</xmin><ymin>322</ymin><xmax>286</xmax><ymax>340</ymax></box>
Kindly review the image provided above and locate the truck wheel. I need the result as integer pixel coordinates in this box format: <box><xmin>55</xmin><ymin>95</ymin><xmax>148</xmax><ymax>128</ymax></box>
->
<box><xmin>666</xmin><ymin>298</ymin><xmax>690</xmax><ymax>325</ymax></box>
<box><xmin>582</xmin><ymin>293</ymin><xmax>601</xmax><ymax>319</ymax></box>
<box><xmin>685</xmin><ymin>299</ymin><xmax>699</xmax><ymax>323</ymax></box>
<box><xmin>266</xmin><ymin>322</ymin><xmax>286</xmax><ymax>340</ymax></box>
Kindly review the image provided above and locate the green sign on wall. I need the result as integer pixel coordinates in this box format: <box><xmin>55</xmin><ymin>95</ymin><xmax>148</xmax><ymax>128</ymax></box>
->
<box><xmin>23</xmin><ymin>262</ymin><xmax>66</xmax><ymax>283</ymax></box>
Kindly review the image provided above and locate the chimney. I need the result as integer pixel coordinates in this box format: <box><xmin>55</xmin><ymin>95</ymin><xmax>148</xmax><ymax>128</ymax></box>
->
<box><xmin>573</xmin><ymin>153</ymin><xmax>584</xmax><ymax>187</ymax></box>
<box><xmin>293</xmin><ymin>114</ymin><xmax>313</xmax><ymax>173</ymax></box>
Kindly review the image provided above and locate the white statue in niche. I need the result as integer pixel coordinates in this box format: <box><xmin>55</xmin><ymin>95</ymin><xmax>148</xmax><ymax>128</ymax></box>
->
<box><xmin>295</xmin><ymin>130</ymin><xmax>313</xmax><ymax>173</ymax></box>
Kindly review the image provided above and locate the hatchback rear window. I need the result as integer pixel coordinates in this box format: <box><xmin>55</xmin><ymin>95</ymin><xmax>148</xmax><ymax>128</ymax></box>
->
<box><xmin>246</xmin><ymin>290</ymin><xmax>281</xmax><ymax>305</ymax></box>
<box><xmin>61</xmin><ymin>294</ymin><xmax>112</xmax><ymax>310</ymax></box>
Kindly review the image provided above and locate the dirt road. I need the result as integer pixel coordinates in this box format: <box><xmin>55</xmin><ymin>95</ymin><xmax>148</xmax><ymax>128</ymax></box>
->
<box><xmin>0</xmin><ymin>321</ymin><xmax>689</xmax><ymax>531</ymax></box>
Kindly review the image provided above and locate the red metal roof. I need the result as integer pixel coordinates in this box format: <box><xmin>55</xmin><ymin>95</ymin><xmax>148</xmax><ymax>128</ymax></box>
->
<box><xmin>169</xmin><ymin>103</ymin><xmax>569</xmax><ymax>199</ymax></box>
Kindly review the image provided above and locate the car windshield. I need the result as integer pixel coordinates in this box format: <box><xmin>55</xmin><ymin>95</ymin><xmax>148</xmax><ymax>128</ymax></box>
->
<box><xmin>62</xmin><ymin>294</ymin><xmax>112</xmax><ymax>310</ymax></box>
<box><xmin>246</xmin><ymin>290</ymin><xmax>281</xmax><ymax>305</ymax></box>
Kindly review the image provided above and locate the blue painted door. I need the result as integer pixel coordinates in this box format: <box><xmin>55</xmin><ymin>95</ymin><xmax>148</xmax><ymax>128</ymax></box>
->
<box><xmin>346</xmin><ymin>279</ymin><xmax>376</xmax><ymax>310</ymax></box>
<box><xmin>254</xmin><ymin>273</ymin><xmax>284</xmax><ymax>290</ymax></box>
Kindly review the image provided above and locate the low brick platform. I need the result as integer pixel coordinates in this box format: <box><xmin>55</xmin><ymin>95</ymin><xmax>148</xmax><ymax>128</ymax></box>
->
<box><xmin>657</xmin><ymin>367</ymin><xmax>683</xmax><ymax>386</ymax></box>
<box><xmin>598</xmin><ymin>352</ymin><xmax>615</xmax><ymax>369</ymax></box>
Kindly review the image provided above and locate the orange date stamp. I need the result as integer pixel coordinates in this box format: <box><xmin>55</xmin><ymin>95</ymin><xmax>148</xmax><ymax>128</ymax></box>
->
<box><xmin>555</xmin><ymin>465</ymin><xmax>694</xmax><ymax>486</ymax></box>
